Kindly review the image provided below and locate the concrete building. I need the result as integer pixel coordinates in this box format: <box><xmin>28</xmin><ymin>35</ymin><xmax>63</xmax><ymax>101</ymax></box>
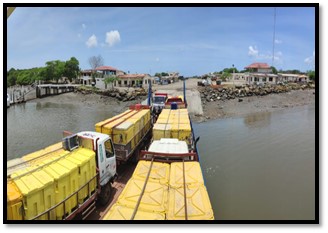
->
<box><xmin>230</xmin><ymin>63</ymin><xmax>308</xmax><ymax>85</ymax></box>
<box><xmin>115</xmin><ymin>74</ymin><xmax>155</xmax><ymax>88</ymax></box>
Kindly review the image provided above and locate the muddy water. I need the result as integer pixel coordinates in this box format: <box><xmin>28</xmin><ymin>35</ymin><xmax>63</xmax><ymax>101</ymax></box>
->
<box><xmin>7</xmin><ymin>100</ymin><xmax>315</xmax><ymax>220</ymax></box>
<box><xmin>194</xmin><ymin>103</ymin><xmax>315</xmax><ymax>220</ymax></box>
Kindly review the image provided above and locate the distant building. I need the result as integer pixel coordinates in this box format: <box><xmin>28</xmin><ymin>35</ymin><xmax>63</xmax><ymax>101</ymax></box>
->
<box><xmin>160</xmin><ymin>72</ymin><xmax>179</xmax><ymax>84</ymax></box>
<box><xmin>244</xmin><ymin>62</ymin><xmax>272</xmax><ymax>73</ymax></box>
<box><xmin>115</xmin><ymin>74</ymin><xmax>155</xmax><ymax>88</ymax></box>
<box><xmin>78</xmin><ymin>65</ymin><xmax>127</xmax><ymax>89</ymax></box>
<box><xmin>230</xmin><ymin>62</ymin><xmax>308</xmax><ymax>85</ymax></box>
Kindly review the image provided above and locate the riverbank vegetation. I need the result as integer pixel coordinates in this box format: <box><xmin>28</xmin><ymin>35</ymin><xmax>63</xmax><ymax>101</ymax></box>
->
<box><xmin>7</xmin><ymin>57</ymin><xmax>80</xmax><ymax>87</ymax></box>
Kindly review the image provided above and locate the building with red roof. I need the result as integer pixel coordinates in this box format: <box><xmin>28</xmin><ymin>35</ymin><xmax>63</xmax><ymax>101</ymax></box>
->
<box><xmin>244</xmin><ymin>62</ymin><xmax>272</xmax><ymax>73</ymax></box>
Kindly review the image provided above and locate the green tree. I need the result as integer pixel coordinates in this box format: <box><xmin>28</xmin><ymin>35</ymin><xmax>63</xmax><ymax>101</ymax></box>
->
<box><xmin>154</xmin><ymin>72</ymin><xmax>162</xmax><ymax>77</ymax></box>
<box><xmin>7</xmin><ymin>68</ymin><xmax>17</xmax><ymax>86</ymax></box>
<box><xmin>220</xmin><ymin>72</ymin><xmax>231</xmax><ymax>81</ymax></box>
<box><xmin>64</xmin><ymin>57</ymin><xmax>80</xmax><ymax>82</ymax></box>
<box><xmin>270</xmin><ymin>66</ymin><xmax>278</xmax><ymax>74</ymax></box>
<box><xmin>222</xmin><ymin>67</ymin><xmax>238</xmax><ymax>74</ymax></box>
<box><xmin>308</xmin><ymin>70</ymin><xmax>315</xmax><ymax>81</ymax></box>
<box><xmin>104</xmin><ymin>75</ymin><xmax>119</xmax><ymax>89</ymax></box>
<box><xmin>43</xmin><ymin>60</ymin><xmax>65</xmax><ymax>83</ymax></box>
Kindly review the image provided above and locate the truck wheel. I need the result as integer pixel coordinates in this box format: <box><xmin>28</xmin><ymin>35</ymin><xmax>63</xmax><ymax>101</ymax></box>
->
<box><xmin>99</xmin><ymin>183</ymin><xmax>112</xmax><ymax>206</ymax></box>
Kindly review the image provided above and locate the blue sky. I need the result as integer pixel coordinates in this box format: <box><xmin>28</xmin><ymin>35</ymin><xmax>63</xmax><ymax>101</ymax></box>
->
<box><xmin>7</xmin><ymin>6</ymin><xmax>315</xmax><ymax>76</ymax></box>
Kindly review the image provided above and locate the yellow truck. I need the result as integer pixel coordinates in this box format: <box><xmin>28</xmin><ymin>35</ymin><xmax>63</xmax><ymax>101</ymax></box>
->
<box><xmin>7</xmin><ymin>106</ymin><xmax>152</xmax><ymax>221</ymax></box>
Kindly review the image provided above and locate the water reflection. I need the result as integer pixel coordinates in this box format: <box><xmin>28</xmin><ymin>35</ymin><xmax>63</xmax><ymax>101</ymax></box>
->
<box><xmin>244</xmin><ymin>111</ymin><xmax>272</xmax><ymax>128</ymax></box>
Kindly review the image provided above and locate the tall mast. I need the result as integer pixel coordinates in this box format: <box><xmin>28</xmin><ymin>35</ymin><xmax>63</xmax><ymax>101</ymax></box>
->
<box><xmin>272</xmin><ymin>7</ymin><xmax>276</xmax><ymax>67</ymax></box>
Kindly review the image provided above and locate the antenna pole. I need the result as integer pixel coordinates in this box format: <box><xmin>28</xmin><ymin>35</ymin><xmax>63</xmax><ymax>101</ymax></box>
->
<box><xmin>272</xmin><ymin>7</ymin><xmax>276</xmax><ymax>67</ymax></box>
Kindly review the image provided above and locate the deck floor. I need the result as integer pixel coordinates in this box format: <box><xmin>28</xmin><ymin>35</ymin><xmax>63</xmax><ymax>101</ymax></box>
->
<box><xmin>86</xmin><ymin>163</ymin><xmax>137</xmax><ymax>220</ymax></box>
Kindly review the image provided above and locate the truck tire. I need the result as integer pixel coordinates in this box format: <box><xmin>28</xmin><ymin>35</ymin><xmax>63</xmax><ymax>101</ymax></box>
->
<box><xmin>98</xmin><ymin>182</ymin><xmax>112</xmax><ymax>206</ymax></box>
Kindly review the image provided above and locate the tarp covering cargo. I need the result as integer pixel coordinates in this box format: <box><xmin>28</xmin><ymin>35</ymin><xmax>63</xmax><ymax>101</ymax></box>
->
<box><xmin>104</xmin><ymin>161</ymin><xmax>214</xmax><ymax>220</ymax></box>
<box><xmin>153</xmin><ymin>109</ymin><xmax>192</xmax><ymax>145</ymax></box>
<box><xmin>95</xmin><ymin>109</ymin><xmax>151</xmax><ymax>161</ymax></box>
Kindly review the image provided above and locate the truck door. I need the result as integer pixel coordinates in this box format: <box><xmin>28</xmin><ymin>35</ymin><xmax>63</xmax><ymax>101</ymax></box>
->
<box><xmin>98</xmin><ymin>139</ymin><xmax>116</xmax><ymax>186</ymax></box>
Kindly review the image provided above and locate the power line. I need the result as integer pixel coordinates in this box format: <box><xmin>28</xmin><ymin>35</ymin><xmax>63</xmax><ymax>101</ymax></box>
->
<box><xmin>272</xmin><ymin>7</ymin><xmax>276</xmax><ymax>67</ymax></box>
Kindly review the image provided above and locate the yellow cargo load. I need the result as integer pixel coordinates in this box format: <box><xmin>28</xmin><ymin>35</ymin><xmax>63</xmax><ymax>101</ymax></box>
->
<box><xmin>65</xmin><ymin>148</ymin><xmax>96</xmax><ymax>203</ymax></box>
<box><xmin>22</xmin><ymin>142</ymin><xmax>64</xmax><ymax>163</ymax></box>
<box><xmin>11</xmin><ymin>168</ymin><xmax>55</xmax><ymax>220</ymax></box>
<box><xmin>156</xmin><ymin>117</ymin><xmax>174</xmax><ymax>124</ymax></box>
<box><xmin>95</xmin><ymin>110</ymin><xmax>136</xmax><ymax>135</ymax></box>
<box><xmin>56</xmin><ymin>159</ymin><xmax>79</xmax><ymax>210</ymax></box>
<box><xmin>167</xmin><ymin>185</ymin><xmax>214</xmax><ymax>220</ymax></box>
<box><xmin>23</xmin><ymin>150</ymin><xmax>70</xmax><ymax>167</ymax></box>
<box><xmin>41</xmin><ymin>162</ymin><xmax>73</xmax><ymax>219</ymax></box>
<box><xmin>113</xmin><ymin>121</ymin><xmax>135</xmax><ymax>145</ymax></box>
<box><xmin>103</xmin><ymin>204</ymin><xmax>165</xmax><ymax>220</ymax></box>
<box><xmin>154</xmin><ymin>108</ymin><xmax>192</xmax><ymax>145</ymax></box>
<box><xmin>132</xmin><ymin>161</ymin><xmax>170</xmax><ymax>184</ymax></box>
<box><xmin>171</xmin><ymin>123</ymin><xmax>192</xmax><ymax>144</ymax></box>
<box><xmin>7</xmin><ymin>158</ymin><xmax>28</xmax><ymax>176</ymax></box>
<box><xmin>169</xmin><ymin>162</ymin><xmax>204</xmax><ymax>188</ymax></box>
<box><xmin>7</xmin><ymin>181</ymin><xmax>23</xmax><ymax>220</ymax></box>
<box><xmin>153</xmin><ymin>123</ymin><xmax>171</xmax><ymax>141</ymax></box>
<box><xmin>117</xmin><ymin>178</ymin><xmax>168</xmax><ymax>213</ymax></box>
<box><xmin>75</xmin><ymin>148</ymin><xmax>97</xmax><ymax>195</ymax></box>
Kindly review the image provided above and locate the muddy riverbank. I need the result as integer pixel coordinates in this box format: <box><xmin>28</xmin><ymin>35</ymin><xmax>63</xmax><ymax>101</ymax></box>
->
<box><xmin>194</xmin><ymin>88</ymin><xmax>315</xmax><ymax>122</ymax></box>
<box><xmin>24</xmin><ymin>79</ymin><xmax>315</xmax><ymax>123</ymax></box>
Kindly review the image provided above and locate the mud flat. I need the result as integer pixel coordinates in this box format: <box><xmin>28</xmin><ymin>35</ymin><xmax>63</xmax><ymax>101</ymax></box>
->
<box><xmin>196</xmin><ymin>88</ymin><xmax>315</xmax><ymax>122</ymax></box>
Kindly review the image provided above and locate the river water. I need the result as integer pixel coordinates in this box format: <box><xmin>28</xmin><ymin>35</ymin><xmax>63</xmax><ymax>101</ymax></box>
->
<box><xmin>6</xmin><ymin>100</ymin><xmax>315</xmax><ymax>220</ymax></box>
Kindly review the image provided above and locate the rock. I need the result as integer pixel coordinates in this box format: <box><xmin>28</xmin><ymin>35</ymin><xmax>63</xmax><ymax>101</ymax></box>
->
<box><xmin>217</xmin><ymin>96</ymin><xmax>221</xmax><ymax>100</ymax></box>
<box><xmin>272</xmin><ymin>105</ymin><xmax>278</xmax><ymax>108</ymax></box>
<box><xmin>206</xmin><ymin>96</ymin><xmax>211</xmax><ymax>102</ymax></box>
<box><xmin>238</xmin><ymin>98</ymin><xmax>243</xmax><ymax>102</ymax></box>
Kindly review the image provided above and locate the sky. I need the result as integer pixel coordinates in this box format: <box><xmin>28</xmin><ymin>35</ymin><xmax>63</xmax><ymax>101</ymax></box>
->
<box><xmin>7</xmin><ymin>6</ymin><xmax>316</xmax><ymax>77</ymax></box>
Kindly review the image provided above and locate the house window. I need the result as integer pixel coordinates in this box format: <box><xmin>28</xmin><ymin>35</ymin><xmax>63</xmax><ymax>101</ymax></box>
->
<box><xmin>124</xmin><ymin>80</ymin><xmax>127</xmax><ymax>85</ymax></box>
<box><xmin>262</xmin><ymin>78</ymin><xmax>266</xmax><ymax>82</ymax></box>
<box><xmin>269</xmin><ymin>77</ymin><xmax>273</xmax><ymax>82</ymax></box>
<box><xmin>254</xmin><ymin>77</ymin><xmax>259</xmax><ymax>82</ymax></box>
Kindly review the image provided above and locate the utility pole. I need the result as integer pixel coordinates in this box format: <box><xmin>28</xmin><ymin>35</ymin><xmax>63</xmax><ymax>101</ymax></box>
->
<box><xmin>232</xmin><ymin>64</ymin><xmax>235</xmax><ymax>85</ymax></box>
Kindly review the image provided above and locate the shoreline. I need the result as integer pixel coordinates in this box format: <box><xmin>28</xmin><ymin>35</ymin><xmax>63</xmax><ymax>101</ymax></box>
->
<box><xmin>191</xmin><ymin>89</ymin><xmax>315</xmax><ymax>123</ymax></box>
<box><xmin>16</xmin><ymin>79</ymin><xmax>315</xmax><ymax>123</ymax></box>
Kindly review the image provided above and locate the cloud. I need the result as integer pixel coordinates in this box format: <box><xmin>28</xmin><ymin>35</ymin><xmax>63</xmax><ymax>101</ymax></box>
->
<box><xmin>86</xmin><ymin>34</ymin><xmax>97</xmax><ymax>48</ymax></box>
<box><xmin>82</xmin><ymin>24</ymin><xmax>86</xmax><ymax>30</ymax></box>
<box><xmin>155</xmin><ymin>58</ymin><xmax>160</xmax><ymax>62</ymax></box>
<box><xmin>248</xmin><ymin>45</ymin><xmax>283</xmax><ymax>63</ymax></box>
<box><xmin>77</xmin><ymin>33</ymin><xmax>81</xmax><ymax>38</ymax></box>
<box><xmin>105</xmin><ymin>30</ymin><xmax>121</xmax><ymax>47</ymax></box>
<box><xmin>304</xmin><ymin>50</ymin><xmax>315</xmax><ymax>65</ymax></box>
<box><xmin>248</xmin><ymin>46</ymin><xmax>259</xmax><ymax>57</ymax></box>
<box><xmin>275</xmin><ymin>39</ymin><xmax>282</xmax><ymax>44</ymax></box>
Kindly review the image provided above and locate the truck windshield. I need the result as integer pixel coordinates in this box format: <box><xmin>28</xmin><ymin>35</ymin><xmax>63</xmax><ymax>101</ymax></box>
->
<box><xmin>154</xmin><ymin>96</ymin><xmax>165</xmax><ymax>103</ymax></box>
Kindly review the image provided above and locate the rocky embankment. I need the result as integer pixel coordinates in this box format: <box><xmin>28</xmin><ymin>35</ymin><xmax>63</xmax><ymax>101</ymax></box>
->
<box><xmin>76</xmin><ymin>86</ymin><xmax>148</xmax><ymax>102</ymax></box>
<box><xmin>199</xmin><ymin>82</ymin><xmax>315</xmax><ymax>103</ymax></box>
<box><xmin>191</xmin><ymin>82</ymin><xmax>316</xmax><ymax>122</ymax></box>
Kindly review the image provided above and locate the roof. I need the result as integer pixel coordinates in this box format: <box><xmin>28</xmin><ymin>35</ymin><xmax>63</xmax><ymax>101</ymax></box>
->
<box><xmin>118</xmin><ymin>74</ymin><xmax>149</xmax><ymax>79</ymax></box>
<box><xmin>95</xmin><ymin>66</ymin><xmax>118</xmax><ymax>71</ymax></box>
<box><xmin>245</xmin><ymin>63</ymin><xmax>271</xmax><ymax>69</ymax></box>
<box><xmin>148</xmin><ymin>139</ymin><xmax>189</xmax><ymax>154</ymax></box>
